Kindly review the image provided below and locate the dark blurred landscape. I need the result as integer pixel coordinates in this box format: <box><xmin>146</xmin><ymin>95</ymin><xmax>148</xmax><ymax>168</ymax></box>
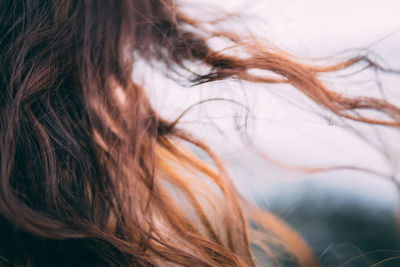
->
<box><xmin>256</xmin><ymin>180</ymin><xmax>400</xmax><ymax>267</ymax></box>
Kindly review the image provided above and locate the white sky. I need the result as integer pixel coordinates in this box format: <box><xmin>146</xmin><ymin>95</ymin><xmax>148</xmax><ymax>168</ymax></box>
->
<box><xmin>147</xmin><ymin>0</ymin><xmax>400</xmax><ymax>204</ymax></box>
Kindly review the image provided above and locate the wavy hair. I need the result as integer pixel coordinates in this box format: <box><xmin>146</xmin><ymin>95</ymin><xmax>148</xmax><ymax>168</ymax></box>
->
<box><xmin>0</xmin><ymin>0</ymin><xmax>398</xmax><ymax>266</ymax></box>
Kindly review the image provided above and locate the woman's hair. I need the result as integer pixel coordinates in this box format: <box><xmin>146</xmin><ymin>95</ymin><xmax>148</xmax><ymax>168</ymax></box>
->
<box><xmin>0</xmin><ymin>0</ymin><xmax>399</xmax><ymax>266</ymax></box>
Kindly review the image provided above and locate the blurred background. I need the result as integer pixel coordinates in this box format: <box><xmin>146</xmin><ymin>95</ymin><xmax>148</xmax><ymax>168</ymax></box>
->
<box><xmin>145</xmin><ymin>1</ymin><xmax>400</xmax><ymax>265</ymax></box>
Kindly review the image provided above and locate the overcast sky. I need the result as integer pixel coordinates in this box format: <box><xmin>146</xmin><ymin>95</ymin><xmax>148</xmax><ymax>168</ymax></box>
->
<box><xmin>148</xmin><ymin>0</ymin><xmax>400</xmax><ymax>202</ymax></box>
<box><xmin>198</xmin><ymin>0</ymin><xmax>400</xmax><ymax>53</ymax></box>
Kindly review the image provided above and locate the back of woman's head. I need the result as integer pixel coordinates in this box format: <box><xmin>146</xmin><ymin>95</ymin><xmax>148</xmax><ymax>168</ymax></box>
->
<box><xmin>0</xmin><ymin>1</ymin><xmax>258</xmax><ymax>266</ymax></box>
<box><xmin>1</xmin><ymin>1</ymin><xmax>399</xmax><ymax>266</ymax></box>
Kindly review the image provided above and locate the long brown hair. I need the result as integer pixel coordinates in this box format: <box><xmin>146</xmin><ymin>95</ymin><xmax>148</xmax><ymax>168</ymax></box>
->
<box><xmin>0</xmin><ymin>0</ymin><xmax>398</xmax><ymax>266</ymax></box>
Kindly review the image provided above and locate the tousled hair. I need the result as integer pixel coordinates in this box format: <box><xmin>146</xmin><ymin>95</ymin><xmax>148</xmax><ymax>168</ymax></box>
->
<box><xmin>0</xmin><ymin>1</ymin><xmax>399</xmax><ymax>266</ymax></box>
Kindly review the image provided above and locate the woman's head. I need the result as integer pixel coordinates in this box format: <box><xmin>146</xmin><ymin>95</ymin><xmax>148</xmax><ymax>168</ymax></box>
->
<box><xmin>0</xmin><ymin>1</ymin><xmax>399</xmax><ymax>266</ymax></box>
<box><xmin>0</xmin><ymin>1</ymin><xmax>256</xmax><ymax>266</ymax></box>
